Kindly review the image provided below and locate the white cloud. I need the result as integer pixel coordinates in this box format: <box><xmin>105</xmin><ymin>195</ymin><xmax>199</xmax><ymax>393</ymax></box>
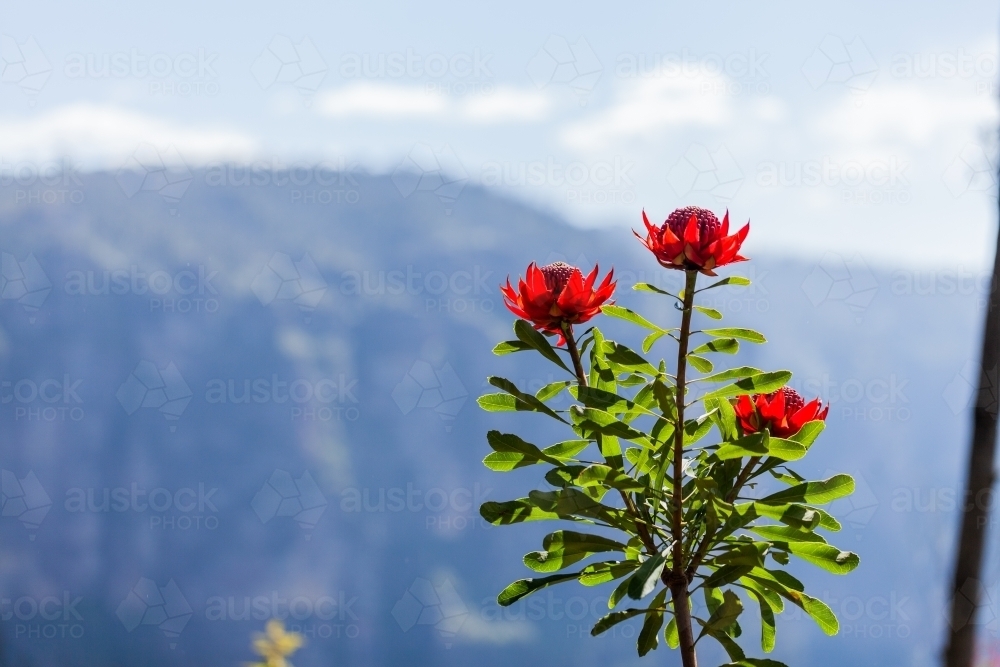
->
<box><xmin>459</xmin><ymin>86</ymin><xmax>552</xmax><ymax>123</ymax></box>
<box><xmin>459</xmin><ymin>613</ymin><xmax>537</xmax><ymax>645</ymax></box>
<box><xmin>814</xmin><ymin>83</ymin><xmax>998</xmax><ymax>144</ymax></box>
<box><xmin>317</xmin><ymin>82</ymin><xmax>447</xmax><ymax>118</ymax></box>
<box><xmin>560</xmin><ymin>74</ymin><xmax>733</xmax><ymax>150</ymax></box>
<box><xmin>0</xmin><ymin>103</ymin><xmax>257</xmax><ymax>168</ymax></box>
<box><xmin>317</xmin><ymin>82</ymin><xmax>552</xmax><ymax>124</ymax></box>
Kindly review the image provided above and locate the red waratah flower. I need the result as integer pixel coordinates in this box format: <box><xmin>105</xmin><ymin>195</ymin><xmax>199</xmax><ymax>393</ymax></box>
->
<box><xmin>733</xmin><ymin>387</ymin><xmax>829</xmax><ymax>438</ymax></box>
<box><xmin>636</xmin><ymin>206</ymin><xmax>749</xmax><ymax>275</ymax></box>
<box><xmin>501</xmin><ymin>262</ymin><xmax>616</xmax><ymax>341</ymax></box>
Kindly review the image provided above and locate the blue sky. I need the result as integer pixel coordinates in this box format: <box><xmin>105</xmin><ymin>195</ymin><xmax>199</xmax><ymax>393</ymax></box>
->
<box><xmin>2</xmin><ymin>0</ymin><xmax>999</xmax><ymax>268</ymax></box>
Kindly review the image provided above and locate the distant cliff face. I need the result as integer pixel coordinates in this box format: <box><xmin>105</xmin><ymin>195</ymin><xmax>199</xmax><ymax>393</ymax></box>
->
<box><xmin>0</xmin><ymin>172</ymin><xmax>980</xmax><ymax>666</ymax></box>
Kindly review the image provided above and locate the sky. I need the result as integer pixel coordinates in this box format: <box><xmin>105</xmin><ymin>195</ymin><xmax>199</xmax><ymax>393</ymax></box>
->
<box><xmin>2</xmin><ymin>0</ymin><xmax>1000</xmax><ymax>269</ymax></box>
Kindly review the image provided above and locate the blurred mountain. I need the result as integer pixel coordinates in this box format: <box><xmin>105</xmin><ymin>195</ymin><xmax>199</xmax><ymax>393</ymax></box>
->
<box><xmin>0</xmin><ymin>170</ymin><xmax>986</xmax><ymax>666</ymax></box>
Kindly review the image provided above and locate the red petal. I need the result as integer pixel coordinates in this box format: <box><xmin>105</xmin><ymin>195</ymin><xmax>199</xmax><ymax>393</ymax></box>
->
<box><xmin>583</xmin><ymin>265</ymin><xmax>599</xmax><ymax>292</ymax></box>
<box><xmin>684</xmin><ymin>214</ymin><xmax>700</xmax><ymax>244</ymax></box>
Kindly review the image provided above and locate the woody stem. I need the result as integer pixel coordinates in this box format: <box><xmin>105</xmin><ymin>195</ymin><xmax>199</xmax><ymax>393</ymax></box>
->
<box><xmin>669</xmin><ymin>269</ymin><xmax>699</xmax><ymax>667</ymax></box>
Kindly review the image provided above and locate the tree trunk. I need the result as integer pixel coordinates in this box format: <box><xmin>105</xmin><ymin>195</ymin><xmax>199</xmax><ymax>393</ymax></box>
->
<box><xmin>943</xmin><ymin>167</ymin><xmax>1000</xmax><ymax>666</ymax></box>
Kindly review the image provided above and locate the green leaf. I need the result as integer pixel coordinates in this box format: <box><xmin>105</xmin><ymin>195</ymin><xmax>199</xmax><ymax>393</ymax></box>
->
<box><xmin>542</xmin><ymin>439</ymin><xmax>591</xmax><ymax>459</ymax></box>
<box><xmin>712</xmin><ymin>397</ymin><xmax>738</xmax><ymax>440</ymax></box>
<box><xmin>643</xmin><ymin>330</ymin><xmax>667</xmax><ymax>353</ymax></box>
<box><xmin>513</xmin><ymin>319</ymin><xmax>572</xmax><ymax>373</ymax></box>
<box><xmin>528</xmin><ymin>489</ymin><xmax>635</xmax><ymax>530</ymax></box>
<box><xmin>703</xmin><ymin>564</ymin><xmax>755</xmax><ymax>589</ymax></box>
<box><xmin>493</xmin><ymin>340</ymin><xmax>532</xmax><ymax>355</ymax></box>
<box><xmin>781</xmin><ymin>542</ymin><xmax>860</xmax><ymax>574</ymax></box>
<box><xmin>692</xmin><ymin>338</ymin><xmax>740</xmax><ymax>355</ymax></box>
<box><xmin>605</xmin><ymin>342</ymin><xmax>660</xmax><ymax>376</ymax></box>
<box><xmin>749</xmin><ymin>502</ymin><xmax>841</xmax><ymax>532</ymax></box>
<box><xmin>688</xmin><ymin>354</ymin><xmax>714</xmax><ymax>373</ymax></box>
<box><xmin>571</xmin><ymin>407</ymin><xmax>654</xmax><ymax>449</ymax></box>
<box><xmin>716</xmin><ymin>432</ymin><xmax>769</xmax><ymax>461</ymax></box>
<box><xmin>627</xmin><ymin>554</ymin><xmax>666</xmax><ymax>600</ymax></box>
<box><xmin>591</xmin><ymin>607</ymin><xmax>647</xmax><ymax>636</ymax></box>
<box><xmin>700</xmin><ymin>590</ymin><xmax>743</xmax><ymax>640</ymax></box>
<box><xmin>738</xmin><ymin>577</ymin><xmax>784</xmax><ymax>614</ymax></box>
<box><xmin>700</xmin><ymin>276</ymin><xmax>751</xmax><ymax>291</ymax></box>
<box><xmin>789</xmin><ymin>420</ymin><xmax>825</xmax><ymax>448</ymax></box>
<box><xmin>665</xmin><ymin>617</ymin><xmax>679</xmax><ymax>648</ymax></box>
<box><xmin>480</xmin><ymin>499</ymin><xmax>561</xmax><ymax>525</ymax></box>
<box><xmin>703</xmin><ymin>328</ymin><xmax>766</xmax><ymax>344</ymax></box>
<box><xmin>695</xmin><ymin>305</ymin><xmax>724</xmax><ymax>320</ymax></box>
<box><xmin>497</xmin><ymin>573</ymin><xmax>580</xmax><ymax>606</ymax></box>
<box><xmin>638</xmin><ymin>589</ymin><xmax>668</xmax><ymax>656</ymax></box>
<box><xmin>745</xmin><ymin>569</ymin><xmax>839</xmax><ymax>636</ymax></box>
<box><xmin>602</xmin><ymin>305</ymin><xmax>664</xmax><ymax>331</ymax></box>
<box><xmin>536</xmin><ymin>381</ymin><xmax>571</xmax><ymax>402</ymax></box>
<box><xmin>758</xmin><ymin>475</ymin><xmax>855</xmax><ymax>506</ymax></box>
<box><xmin>580</xmin><ymin>560</ymin><xmax>640</xmax><ymax>586</ymax></box>
<box><xmin>700</xmin><ymin>372</ymin><xmax>792</xmax><ymax>401</ymax></box>
<box><xmin>765</xmin><ymin>438</ymin><xmax>807</xmax><ymax>461</ymax></box>
<box><xmin>709</xmin><ymin>629</ymin><xmax>747</xmax><ymax>662</ymax></box>
<box><xmin>484</xmin><ymin>437</ymin><xmax>589</xmax><ymax>472</ymax></box>
<box><xmin>478</xmin><ymin>393</ymin><xmax>517</xmax><ymax>412</ymax></box>
<box><xmin>749</xmin><ymin>524</ymin><xmax>827</xmax><ymax>544</ymax></box>
<box><xmin>697</xmin><ymin>367</ymin><xmax>764</xmax><ymax>383</ymax></box>
<box><xmin>609</xmin><ymin>575</ymin><xmax>634</xmax><ymax>609</ymax></box>
<box><xmin>488</xmin><ymin>376</ymin><xmax>568</xmax><ymax>423</ymax></box>
<box><xmin>720</xmin><ymin>660</ymin><xmax>789</xmax><ymax>667</ymax></box>
<box><xmin>573</xmin><ymin>385</ymin><xmax>654</xmax><ymax>417</ymax></box>
<box><xmin>577</xmin><ymin>465</ymin><xmax>645</xmax><ymax>492</ymax></box>
<box><xmin>634</xmin><ymin>282</ymin><xmax>680</xmax><ymax>299</ymax></box>
<box><xmin>799</xmin><ymin>594</ymin><xmax>839</xmax><ymax>635</ymax></box>
<box><xmin>524</xmin><ymin>531</ymin><xmax>626</xmax><ymax>573</ymax></box>
<box><xmin>486</xmin><ymin>430</ymin><xmax>557</xmax><ymax>462</ymax></box>
<box><xmin>746</xmin><ymin>589</ymin><xmax>776</xmax><ymax>653</ymax></box>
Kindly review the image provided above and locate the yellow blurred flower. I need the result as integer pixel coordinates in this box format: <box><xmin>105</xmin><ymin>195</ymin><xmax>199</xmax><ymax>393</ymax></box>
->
<box><xmin>248</xmin><ymin>620</ymin><xmax>304</xmax><ymax>667</ymax></box>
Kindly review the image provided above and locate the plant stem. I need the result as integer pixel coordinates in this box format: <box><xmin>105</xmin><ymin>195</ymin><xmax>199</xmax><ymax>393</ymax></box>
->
<box><xmin>563</xmin><ymin>323</ymin><xmax>588</xmax><ymax>387</ymax></box>
<box><xmin>726</xmin><ymin>456</ymin><xmax>761</xmax><ymax>504</ymax></box>
<box><xmin>669</xmin><ymin>270</ymin><xmax>699</xmax><ymax>667</ymax></box>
